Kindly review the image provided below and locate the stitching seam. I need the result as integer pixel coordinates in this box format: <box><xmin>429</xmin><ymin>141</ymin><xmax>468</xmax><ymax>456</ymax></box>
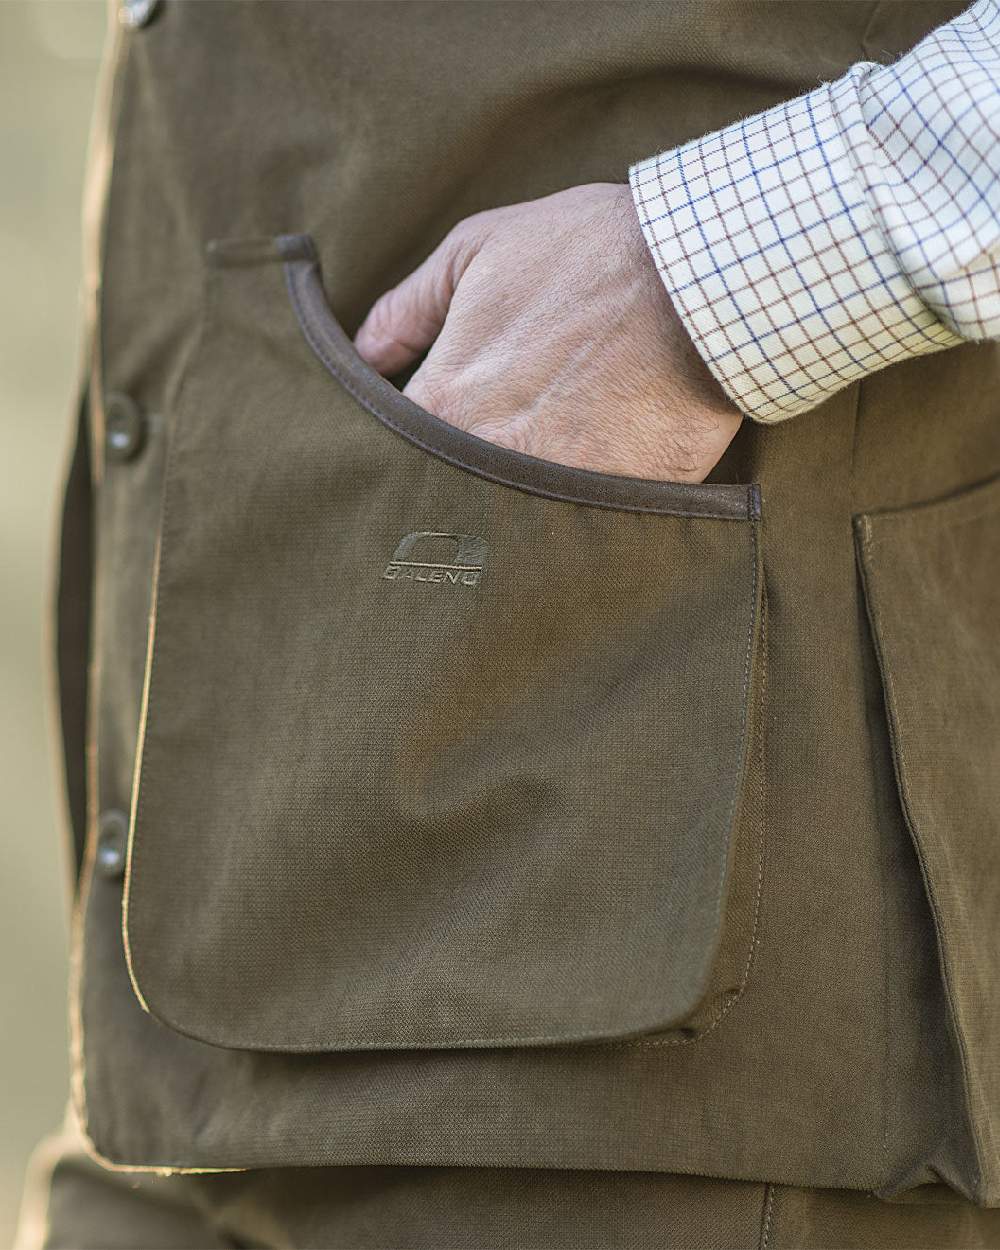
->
<box><xmin>759</xmin><ymin>1183</ymin><xmax>776</xmax><ymax>1250</ymax></box>
<box><xmin>621</xmin><ymin>555</ymin><xmax>767</xmax><ymax>1051</ymax></box>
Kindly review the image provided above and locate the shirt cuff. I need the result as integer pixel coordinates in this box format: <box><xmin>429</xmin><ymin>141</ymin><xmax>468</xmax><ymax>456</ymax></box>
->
<box><xmin>629</xmin><ymin>71</ymin><xmax>963</xmax><ymax>425</ymax></box>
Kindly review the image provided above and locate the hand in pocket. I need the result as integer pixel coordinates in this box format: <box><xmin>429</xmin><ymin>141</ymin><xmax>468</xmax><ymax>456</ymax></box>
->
<box><xmin>354</xmin><ymin>184</ymin><xmax>742</xmax><ymax>483</ymax></box>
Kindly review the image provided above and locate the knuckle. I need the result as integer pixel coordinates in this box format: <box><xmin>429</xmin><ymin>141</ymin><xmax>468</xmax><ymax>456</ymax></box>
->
<box><xmin>367</xmin><ymin>288</ymin><xmax>424</xmax><ymax>356</ymax></box>
<box><xmin>410</xmin><ymin>369</ymin><xmax>464</xmax><ymax>426</ymax></box>
<box><xmin>444</xmin><ymin>211</ymin><xmax>493</xmax><ymax>274</ymax></box>
<box><xmin>450</xmin><ymin>210</ymin><xmax>488</xmax><ymax>244</ymax></box>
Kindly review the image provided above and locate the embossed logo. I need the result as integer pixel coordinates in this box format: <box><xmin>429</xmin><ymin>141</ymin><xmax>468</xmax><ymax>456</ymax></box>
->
<box><xmin>382</xmin><ymin>531</ymin><xmax>488</xmax><ymax>587</ymax></box>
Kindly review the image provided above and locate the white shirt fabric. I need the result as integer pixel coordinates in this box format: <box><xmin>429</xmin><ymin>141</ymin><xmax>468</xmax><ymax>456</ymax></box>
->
<box><xmin>629</xmin><ymin>0</ymin><xmax>1000</xmax><ymax>424</ymax></box>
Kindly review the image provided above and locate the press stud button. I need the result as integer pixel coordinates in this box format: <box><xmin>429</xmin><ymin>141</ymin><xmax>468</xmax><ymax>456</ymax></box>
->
<box><xmin>105</xmin><ymin>393</ymin><xmax>146</xmax><ymax>463</ymax></box>
<box><xmin>118</xmin><ymin>0</ymin><xmax>160</xmax><ymax>29</ymax></box>
<box><xmin>96</xmin><ymin>810</ymin><xmax>129</xmax><ymax>879</ymax></box>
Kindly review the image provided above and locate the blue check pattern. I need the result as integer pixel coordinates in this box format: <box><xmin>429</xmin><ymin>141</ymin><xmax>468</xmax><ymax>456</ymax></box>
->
<box><xmin>629</xmin><ymin>0</ymin><xmax>1000</xmax><ymax>423</ymax></box>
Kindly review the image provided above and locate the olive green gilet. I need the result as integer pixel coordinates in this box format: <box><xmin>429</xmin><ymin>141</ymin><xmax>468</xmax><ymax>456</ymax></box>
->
<box><xmin>61</xmin><ymin>0</ymin><xmax>1000</xmax><ymax>1204</ymax></box>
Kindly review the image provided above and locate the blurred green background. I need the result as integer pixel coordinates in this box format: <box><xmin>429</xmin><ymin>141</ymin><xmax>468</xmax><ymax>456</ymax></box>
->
<box><xmin>1</xmin><ymin>2</ymin><xmax>106</xmax><ymax>1244</ymax></box>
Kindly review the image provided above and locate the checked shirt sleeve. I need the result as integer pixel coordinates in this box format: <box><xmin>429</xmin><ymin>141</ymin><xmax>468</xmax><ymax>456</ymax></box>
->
<box><xmin>629</xmin><ymin>0</ymin><xmax>1000</xmax><ymax>423</ymax></box>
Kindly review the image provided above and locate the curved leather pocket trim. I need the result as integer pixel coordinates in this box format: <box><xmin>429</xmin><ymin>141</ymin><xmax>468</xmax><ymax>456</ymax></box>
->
<box><xmin>210</xmin><ymin>233</ymin><xmax>759</xmax><ymax>521</ymax></box>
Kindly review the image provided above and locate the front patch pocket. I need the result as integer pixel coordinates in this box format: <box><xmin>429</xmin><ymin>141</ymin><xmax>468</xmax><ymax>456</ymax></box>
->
<box><xmin>123</xmin><ymin>234</ymin><xmax>764</xmax><ymax>1052</ymax></box>
<box><xmin>856</xmin><ymin>476</ymin><xmax>1000</xmax><ymax>1187</ymax></box>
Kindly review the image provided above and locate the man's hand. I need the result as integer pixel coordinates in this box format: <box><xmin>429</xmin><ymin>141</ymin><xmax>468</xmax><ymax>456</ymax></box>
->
<box><xmin>354</xmin><ymin>183</ymin><xmax>742</xmax><ymax>483</ymax></box>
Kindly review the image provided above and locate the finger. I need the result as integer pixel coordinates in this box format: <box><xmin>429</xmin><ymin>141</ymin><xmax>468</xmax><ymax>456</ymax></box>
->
<box><xmin>354</xmin><ymin>220</ymin><xmax>481</xmax><ymax>376</ymax></box>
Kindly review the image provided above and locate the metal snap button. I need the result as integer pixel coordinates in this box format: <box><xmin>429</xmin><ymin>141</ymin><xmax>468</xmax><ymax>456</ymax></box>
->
<box><xmin>118</xmin><ymin>0</ymin><xmax>160</xmax><ymax>29</ymax></box>
<box><xmin>96</xmin><ymin>809</ymin><xmax>129</xmax><ymax>879</ymax></box>
<box><xmin>105</xmin><ymin>392</ymin><xmax>146</xmax><ymax>463</ymax></box>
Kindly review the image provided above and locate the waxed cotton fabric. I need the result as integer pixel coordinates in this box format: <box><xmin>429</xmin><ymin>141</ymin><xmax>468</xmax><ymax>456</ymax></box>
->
<box><xmin>62</xmin><ymin>0</ymin><xmax>1000</xmax><ymax>1216</ymax></box>
<box><xmin>122</xmin><ymin>234</ymin><xmax>763</xmax><ymax>1053</ymax></box>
